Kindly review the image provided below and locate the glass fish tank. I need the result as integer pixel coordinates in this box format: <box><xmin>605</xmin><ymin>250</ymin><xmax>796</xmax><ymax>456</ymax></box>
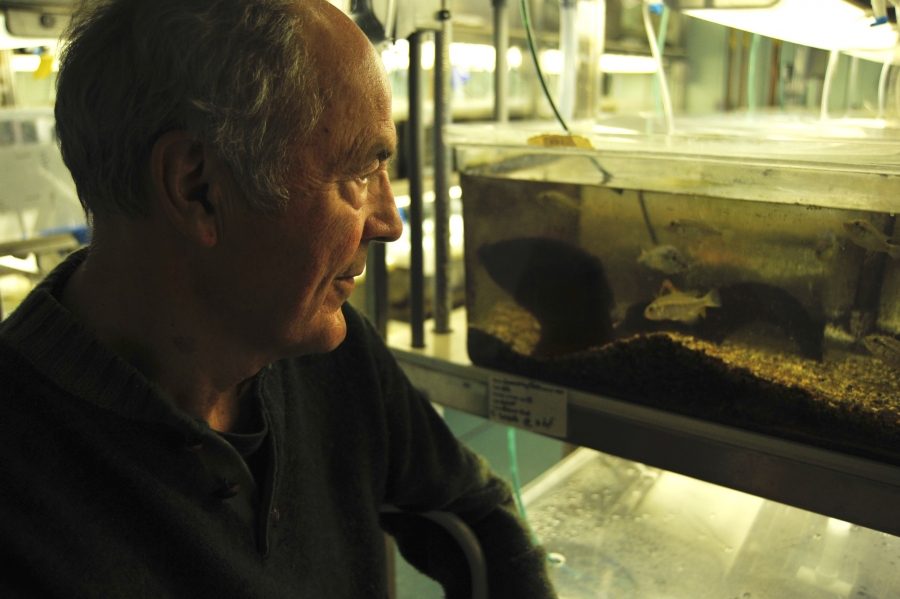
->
<box><xmin>524</xmin><ymin>447</ymin><xmax>900</xmax><ymax>599</ymax></box>
<box><xmin>450</xmin><ymin>115</ymin><xmax>900</xmax><ymax>468</ymax></box>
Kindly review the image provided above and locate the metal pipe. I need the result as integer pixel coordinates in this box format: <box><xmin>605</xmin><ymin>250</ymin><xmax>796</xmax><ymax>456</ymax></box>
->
<box><xmin>433</xmin><ymin>7</ymin><xmax>453</xmax><ymax>334</ymax></box>
<box><xmin>407</xmin><ymin>31</ymin><xmax>426</xmax><ymax>348</ymax></box>
<box><xmin>492</xmin><ymin>0</ymin><xmax>509</xmax><ymax>122</ymax></box>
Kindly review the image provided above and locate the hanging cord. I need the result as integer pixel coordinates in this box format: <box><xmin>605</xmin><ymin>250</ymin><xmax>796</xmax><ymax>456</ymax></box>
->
<box><xmin>642</xmin><ymin>2</ymin><xmax>674</xmax><ymax>134</ymax></box>
<box><xmin>518</xmin><ymin>0</ymin><xmax>612</xmax><ymax>183</ymax></box>
<box><xmin>520</xmin><ymin>0</ymin><xmax>570</xmax><ymax>132</ymax></box>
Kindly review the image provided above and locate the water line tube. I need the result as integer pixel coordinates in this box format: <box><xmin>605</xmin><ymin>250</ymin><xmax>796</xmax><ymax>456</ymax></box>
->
<box><xmin>559</xmin><ymin>0</ymin><xmax>578</xmax><ymax>122</ymax></box>
<box><xmin>642</xmin><ymin>2</ymin><xmax>674</xmax><ymax>133</ymax></box>
<box><xmin>653</xmin><ymin>4</ymin><xmax>670</xmax><ymax>118</ymax></box>
<box><xmin>821</xmin><ymin>49</ymin><xmax>840</xmax><ymax>121</ymax></box>
<box><xmin>878</xmin><ymin>51</ymin><xmax>892</xmax><ymax>120</ymax></box>
<box><xmin>847</xmin><ymin>55</ymin><xmax>859</xmax><ymax>115</ymax></box>
<box><xmin>747</xmin><ymin>33</ymin><xmax>761</xmax><ymax>113</ymax></box>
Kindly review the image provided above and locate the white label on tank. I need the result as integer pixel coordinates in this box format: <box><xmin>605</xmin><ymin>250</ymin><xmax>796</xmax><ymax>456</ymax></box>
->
<box><xmin>488</xmin><ymin>376</ymin><xmax>567</xmax><ymax>438</ymax></box>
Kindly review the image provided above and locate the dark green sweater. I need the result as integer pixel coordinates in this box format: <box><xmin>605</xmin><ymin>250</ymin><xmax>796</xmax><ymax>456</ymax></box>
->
<box><xmin>0</xmin><ymin>251</ymin><xmax>556</xmax><ymax>598</ymax></box>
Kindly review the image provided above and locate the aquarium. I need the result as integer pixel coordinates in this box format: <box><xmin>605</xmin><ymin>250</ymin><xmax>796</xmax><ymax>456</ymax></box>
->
<box><xmin>453</xmin><ymin>116</ymin><xmax>900</xmax><ymax>467</ymax></box>
<box><xmin>523</xmin><ymin>447</ymin><xmax>900</xmax><ymax>599</ymax></box>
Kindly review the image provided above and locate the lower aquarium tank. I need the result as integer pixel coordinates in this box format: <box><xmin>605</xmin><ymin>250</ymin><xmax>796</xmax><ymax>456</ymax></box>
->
<box><xmin>455</xmin><ymin>117</ymin><xmax>900</xmax><ymax>468</ymax></box>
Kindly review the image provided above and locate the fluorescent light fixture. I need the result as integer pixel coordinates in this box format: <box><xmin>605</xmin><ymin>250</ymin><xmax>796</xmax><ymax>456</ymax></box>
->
<box><xmin>394</xmin><ymin>186</ymin><xmax>460</xmax><ymax>208</ymax></box>
<box><xmin>450</xmin><ymin>43</ymin><xmax>495</xmax><ymax>72</ymax></box>
<box><xmin>507</xmin><ymin>46</ymin><xmax>523</xmax><ymax>69</ymax></box>
<box><xmin>684</xmin><ymin>0</ymin><xmax>898</xmax><ymax>53</ymax></box>
<box><xmin>382</xmin><ymin>41</ymin><xmax>524</xmax><ymax>73</ymax></box>
<box><xmin>10</xmin><ymin>54</ymin><xmax>59</xmax><ymax>73</ymax></box>
<box><xmin>599</xmin><ymin>53</ymin><xmax>659</xmax><ymax>74</ymax></box>
<box><xmin>541</xmin><ymin>49</ymin><xmax>564</xmax><ymax>75</ymax></box>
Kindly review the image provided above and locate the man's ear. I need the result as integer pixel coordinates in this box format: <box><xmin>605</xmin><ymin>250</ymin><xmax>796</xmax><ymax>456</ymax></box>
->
<box><xmin>150</xmin><ymin>131</ymin><xmax>223</xmax><ymax>247</ymax></box>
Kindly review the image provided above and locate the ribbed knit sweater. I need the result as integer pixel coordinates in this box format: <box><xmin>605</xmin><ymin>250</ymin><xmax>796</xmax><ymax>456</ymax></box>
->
<box><xmin>0</xmin><ymin>250</ymin><xmax>557</xmax><ymax>598</ymax></box>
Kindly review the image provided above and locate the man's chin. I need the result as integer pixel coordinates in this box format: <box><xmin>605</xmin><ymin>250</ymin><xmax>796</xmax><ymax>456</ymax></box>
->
<box><xmin>288</xmin><ymin>310</ymin><xmax>349</xmax><ymax>356</ymax></box>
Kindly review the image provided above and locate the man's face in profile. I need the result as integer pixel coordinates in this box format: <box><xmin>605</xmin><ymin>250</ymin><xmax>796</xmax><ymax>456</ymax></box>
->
<box><xmin>199</xmin><ymin>4</ymin><xmax>402</xmax><ymax>359</ymax></box>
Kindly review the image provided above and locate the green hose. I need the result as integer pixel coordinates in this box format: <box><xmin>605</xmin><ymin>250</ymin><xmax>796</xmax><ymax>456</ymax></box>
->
<box><xmin>519</xmin><ymin>0</ymin><xmax>570</xmax><ymax>132</ymax></box>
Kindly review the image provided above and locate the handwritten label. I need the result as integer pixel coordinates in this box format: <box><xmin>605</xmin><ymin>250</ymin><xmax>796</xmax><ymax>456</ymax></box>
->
<box><xmin>489</xmin><ymin>376</ymin><xmax>567</xmax><ymax>438</ymax></box>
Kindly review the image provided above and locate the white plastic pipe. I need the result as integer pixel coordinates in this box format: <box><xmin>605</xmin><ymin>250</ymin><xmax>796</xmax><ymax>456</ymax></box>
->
<box><xmin>558</xmin><ymin>0</ymin><xmax>578</xmax><ymax>122</ymax></box>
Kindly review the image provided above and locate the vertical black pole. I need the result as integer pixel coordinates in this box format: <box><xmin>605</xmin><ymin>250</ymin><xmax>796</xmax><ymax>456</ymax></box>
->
<box><xmin>365</xmin><ymin>242</ymin><xmax>389</xmax><ymax>339</ymax></box>
<box><xmin>492</xmin><ymin>0</ymin><xmax>509</xmax><ymax>123</ymax></box>
<box><xmin>408</xmin><ymin>31</ymin><xmax>426</xmax><ymax>348</ymax></box>
<box><xmin>433</xmin><ymin>8</ymin><xmax>452</xmax><ymax>334</ymax></box>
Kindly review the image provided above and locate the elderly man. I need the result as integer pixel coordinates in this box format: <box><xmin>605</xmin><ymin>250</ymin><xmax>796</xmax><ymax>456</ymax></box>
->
<box><xmin>0</xmin><ymin>0</ymin><xmax>557</xmax><ymax>597</ymax></box>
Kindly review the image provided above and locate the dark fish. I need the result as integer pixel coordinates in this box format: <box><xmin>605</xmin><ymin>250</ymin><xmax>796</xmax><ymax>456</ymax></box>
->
<box><xmin>619</xmin><ymin>282</ymin><xmax>823</xmax><ymax>361</ymax></box>
<box><xmin>478</xmin><ymin>238</ymin><xmax>615</xmax><ymax>358</ymax></box>
<box><xmin>694</xmin><ymin>282</ymin><xmax>823</xmax><ymax>361</ymax></box>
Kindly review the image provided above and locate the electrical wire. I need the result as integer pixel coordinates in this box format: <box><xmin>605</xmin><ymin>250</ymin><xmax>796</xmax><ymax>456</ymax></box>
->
<box><xmin>517</xmin><ymin>0</ymin><xmax>612</xmax><ymax>183</ymax></box>
<box><xmin>519</xmin><ymin>0</ymin><xmax>570</xmax><ymax>132</ymax></box>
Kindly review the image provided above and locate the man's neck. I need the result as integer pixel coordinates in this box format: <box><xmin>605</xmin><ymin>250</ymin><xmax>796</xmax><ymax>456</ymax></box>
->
<box><xmin>58</xmin><ymin>243</ymin><xmax>265</xmax><ymax>432</ymax></box>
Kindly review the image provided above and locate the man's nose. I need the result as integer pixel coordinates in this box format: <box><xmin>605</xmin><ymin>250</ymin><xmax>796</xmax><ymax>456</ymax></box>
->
<box><xmin>365</xmin><ymin>174</ymin><xmax>403</xmax><ymax>243</ymax></box>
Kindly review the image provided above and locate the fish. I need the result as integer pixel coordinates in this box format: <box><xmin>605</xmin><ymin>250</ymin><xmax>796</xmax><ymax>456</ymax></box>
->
<box><xmin>644</xmin><ymin>281</ymin><xmax>721</xmax><ymax>324</ymax></box>
<box><xmin>637</xmin><ymin>245</ymin><xmax>688</xmax><ymax>274</ymax></box>
<box><xmin>815</xmin><ymin>230</ymin><xmax>837</xmax><ymax>262</ymax></box>
<box><xmin>842</xmin><ymin>220</ymin><xmax>900</xmax><ymax>259</ymax></box>
<box><xmin>863</xmin><ymin>334</ymin><xmax>900</xmax><ymax>368</ymax></box>
<box><xmin>666</xmin><ymin>219</ymin><xmax>729</xmax><ymax>241</ymax></box>
<box><xmin>478</xmin><ymin>237</ymin><xmax>615</xmax><ymax>358</ymax></box>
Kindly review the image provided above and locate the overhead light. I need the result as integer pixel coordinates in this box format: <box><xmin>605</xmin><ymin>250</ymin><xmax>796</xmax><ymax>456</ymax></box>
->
<box><xmin>507</xmin><ymin>46</ymin><xmax>523</xmax><ymax>69</ymax></box>
<box><xmin>599</xmin><ymin>53</ymin><xmax>659</xmax><ymax>74</ymax></box>
<box><xmin>684</xmin><ymin>0</ymin><xmax>898</xmax><ymax>54</ymax></box>
<box><xmin>10</xmin><ymin>54</ymin><xmax>59</xmax><ymax>73</ymax></box>
<box><xmin>541</xmin><ymin>49</ymin><xmax>564</xmax><ymax>75</ymax></box>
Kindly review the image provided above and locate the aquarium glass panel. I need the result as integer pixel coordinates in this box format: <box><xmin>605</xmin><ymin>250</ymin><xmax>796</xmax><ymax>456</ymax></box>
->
<box><xmin>462</xmin><ymin>161</ymin><xmax>900</xmax><ymax>466</ymax></box>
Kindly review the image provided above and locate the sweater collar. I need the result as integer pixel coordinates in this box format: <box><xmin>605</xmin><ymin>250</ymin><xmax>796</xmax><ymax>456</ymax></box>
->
<box><xmin>0</xmin><ymin>248</ymin><xmax>214</xmax><ymax>437</ymax></box>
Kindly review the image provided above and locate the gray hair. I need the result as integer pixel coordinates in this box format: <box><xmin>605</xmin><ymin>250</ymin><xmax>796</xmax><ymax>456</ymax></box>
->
<box><xmin>55</xmin><ymin>0</ymin><xmax>324</xmax><ymax>218</ymax></box>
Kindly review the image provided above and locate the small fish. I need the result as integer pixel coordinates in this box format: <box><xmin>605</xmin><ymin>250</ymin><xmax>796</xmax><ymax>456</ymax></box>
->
<box><xmin>815</xmin><ymin>230</ymin><xmax>837</xmax><ymax>262</ymax></box>
<box><xmin>666</xmin><ymin>219</ymin><xmax>726</xmax><ymax>241</ymax></box>
<box><xmin>637</xmin><ymin>245</ymin><xmax>688</xmax><ymax>274</ymax></box>
<box><xmin>864</xmin><ymin>334</ymin><xmax>900</xmax><ymax>368</ymax></box>
<box><xmin>843</xmin><ymin>220</ymin><xmax>900</xmax><ymax>259</ymax></box>
<box><xmin>644</xmin><ymin>282</ymin><xmax>721</xmax><ymax>324</ymax></box>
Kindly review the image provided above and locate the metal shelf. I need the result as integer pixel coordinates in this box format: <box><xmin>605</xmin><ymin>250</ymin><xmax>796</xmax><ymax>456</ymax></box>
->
<box><xmin>388</xmin><ymin>317</ymin><xmax>900</xmax><ymax>538</ymax></box>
